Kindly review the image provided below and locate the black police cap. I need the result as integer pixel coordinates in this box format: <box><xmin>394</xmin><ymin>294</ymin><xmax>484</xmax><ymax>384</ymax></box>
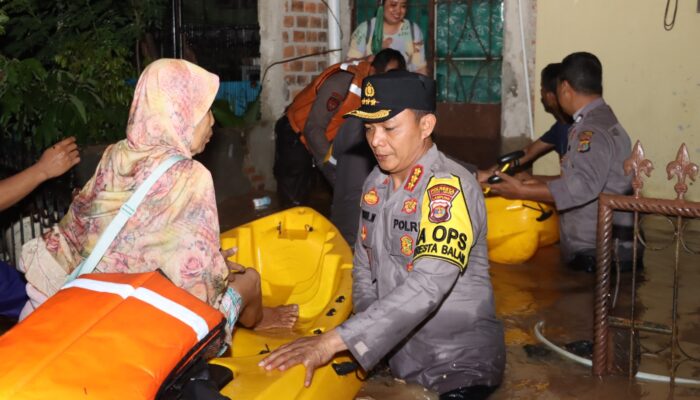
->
<box><xmin>344</xmin><ymin>70</ymin><xmax>436</xmax><ymax>122</ymax></box>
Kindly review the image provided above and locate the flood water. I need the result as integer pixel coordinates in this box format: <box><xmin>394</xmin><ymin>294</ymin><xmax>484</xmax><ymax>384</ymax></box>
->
<box><xmin>217</xmin><ymin>195</ymin><xmax>700</xmax><ymax>400</ymax></box>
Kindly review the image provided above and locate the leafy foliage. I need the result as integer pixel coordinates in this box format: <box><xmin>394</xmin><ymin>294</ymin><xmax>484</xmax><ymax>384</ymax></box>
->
<box><xmin>0</xmin><ymin>0</ymin><xmax>166</xmax><ymax>145</ymax></box>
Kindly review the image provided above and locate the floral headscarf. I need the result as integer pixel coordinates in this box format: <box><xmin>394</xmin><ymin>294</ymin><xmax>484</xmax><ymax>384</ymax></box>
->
<box><xmin>23</xmin><ymin>59</ymin><xmax>229</xmax><ymax>313</ymax></box>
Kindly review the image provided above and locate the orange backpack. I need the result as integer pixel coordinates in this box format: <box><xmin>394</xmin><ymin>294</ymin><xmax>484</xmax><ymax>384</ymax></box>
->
<box><xmin>0</xmin><ymin>271</ymin><xmax>226</xmax><ymax>399</ymax></box>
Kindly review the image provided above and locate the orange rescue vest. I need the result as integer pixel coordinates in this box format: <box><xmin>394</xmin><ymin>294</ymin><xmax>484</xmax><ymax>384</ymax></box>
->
<box><xmin>0</xmin><ymin>271</ymin><xmax>225</xmax><ymax>399</ymax></box>
<box><xmin>286</xmin><ymin>60</ymin><xmax>372</xmax><ymax>144</ymax></box>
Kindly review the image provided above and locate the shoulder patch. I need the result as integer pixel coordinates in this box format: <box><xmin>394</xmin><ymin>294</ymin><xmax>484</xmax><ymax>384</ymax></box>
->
<box><xmin>414</xmin><ymin>175</ymin><xmax>474</xmax><ymax>271</ymax></box>
<box><xmin>577</xmin><ymin>131</ymin><xmax>594</xmax><ymax>153</ymax></box>
<box><xmin>326</xmin><ymin>92</ymin><xmax>343</xmax><ymax>112</ymax></box>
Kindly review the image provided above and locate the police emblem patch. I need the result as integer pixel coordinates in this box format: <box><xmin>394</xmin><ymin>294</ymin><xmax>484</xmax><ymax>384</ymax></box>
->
<box><xmin>361</xmin><ymin>224</ymin><xmax>367</xmax><ymax>242</ymax></box>
<box><xmin>427</xmin><ymin>183</ymin><xmax>460</xmax><ymax>223</ymax></box>
<box><xmin>577</xmin><ymin>131</ymin><xmax>593</xmax><ymax>153</ymax></box>
<box><xmin>402</xmin><ymin>198</ymin><xmax>418</xmax><ymax>214</ymax></box>
<box><xmin>400</xmin><ymin>234</ymin><xmax>413</xmax><ymax>256</ymax></box>
<box><xmin>404</xmin><ymin>165</ymin><xmax>424</xmax><ymax>192</ymax></box>
<box><xmin>326</xmin><ymin>93</ymin><xmax>342</xmax><ymax>111</ymax></box>
<box><xmin>364</xmin><ymin>82</ymin><xmax>375</xmax><ymax>97</ymax></box>
<box><xmin>414</xmin><ymin>176</ymin><xmax>474</xmax><ymax>271</ymax></box>
<box><xmin>363</xmin><ymin>188</ymin><xmax>379</xmax><ymax>206</ymax></box>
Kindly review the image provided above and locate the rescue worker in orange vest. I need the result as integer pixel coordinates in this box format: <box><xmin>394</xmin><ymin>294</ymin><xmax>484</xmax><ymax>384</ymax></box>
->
<box><xmin>273</xmin><ymin>48</ymin><xmax>406</xmax><ymax>207</ymax></box>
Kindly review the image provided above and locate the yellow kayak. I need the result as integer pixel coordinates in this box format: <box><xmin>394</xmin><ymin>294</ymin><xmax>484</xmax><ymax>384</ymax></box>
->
<box><xmin>213</xmin><ymin>207</ymin><xmax>363</xmax><ymax>399</ymax></box>
<box><xmin>485</xmin><ymin>196</ymin><xmax>559</xmax><ymax>264</ymax></box>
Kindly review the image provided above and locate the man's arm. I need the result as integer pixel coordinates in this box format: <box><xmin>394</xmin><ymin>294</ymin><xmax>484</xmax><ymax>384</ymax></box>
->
<box><xmin>336</xmin><ymin>259</ymin><xmax>460</xmax><ymax>369</ymax></box>
<box><xmin>303</xmin><ymin>71</ymin><xmax>354</xmax><ymax>184</ymax></box>
<box><xmin>486</xmin><ymin>171</ymin><xmax>555</xmax><ymax>203</ymax></box>
<box><xmin>0</xmin><ymin>137</ymin><xmax>80</xmax><ymax>212</ymax></box>
<box><xmin>521</xmin><ymin>139</ymin><xmax>555</xmax><ymax>166</ymax></box>
<box><xmin>260</xmin><ymin>261</ymin><xmax>460</xmax><ymax>385</ymax></box>
<box><xmin>351</xmin><ymin>232</ymin><xmax>378</xmax><ymax>313</ymax></box>
<box><xmin>477</xmin><ymin>139</ymin><xmax>554</xmax><ymax>183</ymax></box>
<box><xmin>546</xmin><ymin>130</ymin><xmax>613</xmax><ymax>210</ymax></box>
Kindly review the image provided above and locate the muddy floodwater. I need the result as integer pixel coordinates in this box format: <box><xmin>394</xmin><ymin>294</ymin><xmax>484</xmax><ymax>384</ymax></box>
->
<box><xmin>216</xmin><ymin>196</ymin><xmax>700</xmax><ymax>400</ymax></box>
<box><xmin>357</xmin><ymin>216</ymin><xmax>700</xmax><ymax>399</ymax></box>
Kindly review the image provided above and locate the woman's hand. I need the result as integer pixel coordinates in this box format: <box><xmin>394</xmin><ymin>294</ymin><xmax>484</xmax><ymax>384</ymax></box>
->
<box><xmin>221</xmin><ymin>247</ymin><xmax>246</xmax><ymax>279</ymax></box>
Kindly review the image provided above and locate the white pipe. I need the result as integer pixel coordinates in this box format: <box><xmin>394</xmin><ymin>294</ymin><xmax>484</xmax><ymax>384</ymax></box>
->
<box><xmin>517</xmin><ymin>0</ymin><xmax>535</xmax><ymax>140</ymax></box>
<box><xmin>327</xmin><ymin>0</ymin><xmax>342</xmax><ymax>65</ymax></box>
<box><xmin>534</xmin><ymin>321</ymin><xmax>700</xmax><ymax>386</ymax></box>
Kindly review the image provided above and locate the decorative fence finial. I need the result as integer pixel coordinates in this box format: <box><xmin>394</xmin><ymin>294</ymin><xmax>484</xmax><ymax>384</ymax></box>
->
<box><xmin>666</xmin><ymin>143</ymin><xmax>698</xmax><ymax>200</ymax></box>
<box><xmin>624</xmin><ymin>141</ymin><xmax>654</xmax><ymax>198</ymax></box>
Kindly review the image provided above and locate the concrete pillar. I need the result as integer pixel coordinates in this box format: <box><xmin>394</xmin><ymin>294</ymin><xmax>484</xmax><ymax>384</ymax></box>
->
<box><xmin>501</xmin><ymin>0</ymin><xmax>537</xmax><ymax>154</ymax></box>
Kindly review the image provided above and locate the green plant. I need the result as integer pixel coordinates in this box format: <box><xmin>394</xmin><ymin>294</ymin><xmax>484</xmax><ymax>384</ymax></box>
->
<box><xmin>0</xmin><ymin>0</ymin><xmax>166</xmax><ymax>146</ymax></box>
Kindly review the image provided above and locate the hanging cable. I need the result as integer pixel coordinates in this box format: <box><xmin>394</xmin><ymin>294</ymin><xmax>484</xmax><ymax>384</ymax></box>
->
<box><xmin>320</xmin><ymin>0</ymin><xmax>344</xmax><ymax>40</ymax></box>
<box><xmin>534</xmin><ymin>321</ymin><xmax>700</xmax><ymax>386</ymax></box>
<box><xmin>260</xmin><ymin>49</ymin><xmax>342</xmax><ymax>88</ymax></box>
<box><xmin>664</xmin><ymin>0</ymin><xmax>678</xmax><ymax>31</ymax></box>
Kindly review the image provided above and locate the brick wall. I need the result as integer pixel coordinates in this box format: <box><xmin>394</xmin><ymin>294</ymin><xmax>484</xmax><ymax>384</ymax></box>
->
<box><xmin>282</xmin><ymin>0</ymin><xmax>330</xmax><ymax>101</ymax></box>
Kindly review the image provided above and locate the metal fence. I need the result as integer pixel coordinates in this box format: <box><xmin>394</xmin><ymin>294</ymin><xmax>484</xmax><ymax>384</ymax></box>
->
<box><xmin>593</xmin><ymin>141</ymin><xmax>700</xmax><ymax>390</ymax></box>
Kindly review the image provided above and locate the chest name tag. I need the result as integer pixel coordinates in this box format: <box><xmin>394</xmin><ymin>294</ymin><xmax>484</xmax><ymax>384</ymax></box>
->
<box><xmin>413</xmin><ymin>176</ymin><xmax>474</xmax><ymax>271</ymax></box>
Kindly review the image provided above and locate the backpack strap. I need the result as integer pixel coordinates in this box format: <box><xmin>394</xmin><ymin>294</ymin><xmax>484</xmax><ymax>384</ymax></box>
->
<box><xmin>66</xmin><ymin>154</ymin><xmax>187</xmax><ymax>282</ymax></box>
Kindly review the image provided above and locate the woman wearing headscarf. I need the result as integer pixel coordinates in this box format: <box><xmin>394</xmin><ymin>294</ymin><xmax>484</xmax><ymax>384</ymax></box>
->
<box><xmin>18</xmin><ymin>59</ymin><xmax>297</xmax><ymax>338</ymax></box>
<box><xmin>347</xmin><ymin>0</ymin><xmax>427</xmax><ymax>75</ymax></box>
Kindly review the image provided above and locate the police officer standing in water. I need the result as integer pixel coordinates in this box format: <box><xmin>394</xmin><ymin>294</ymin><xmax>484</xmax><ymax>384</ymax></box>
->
<box><xmin>487</xmin><ymin>52</ymin><xmax>637</xmax><ymax>273</ymax></box>
<box><xmin>260</xmin><ymin>70</ymin><xmax>505</xmax><ymax>399</ymax></box>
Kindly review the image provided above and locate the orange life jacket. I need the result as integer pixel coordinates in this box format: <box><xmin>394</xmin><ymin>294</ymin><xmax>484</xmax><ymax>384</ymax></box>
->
<box><xmin>0</xmin><ymin>271</ymin><xmax>225</xmax><ymax>399</ymax></box>
<box><xmin>286</xmin><ymin>60</ymin><xmax>372</xmax><ymax>144</ymax></box>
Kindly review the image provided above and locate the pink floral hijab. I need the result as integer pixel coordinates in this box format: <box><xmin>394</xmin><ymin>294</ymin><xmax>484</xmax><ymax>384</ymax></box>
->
<box><xmin>23</xmin><ymin>59</ymin><xmax>229</xmax><ymax>312</ymax></box>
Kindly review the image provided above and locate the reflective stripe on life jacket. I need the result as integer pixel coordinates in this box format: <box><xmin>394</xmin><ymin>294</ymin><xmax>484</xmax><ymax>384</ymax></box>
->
<box><xmin>286</xmin><ymin>60</ymin><xmax>372</xmax><ymax>144</ymax></box>
<box><xmin>0</xmin><ymin>271</ymin><xmax>225</xmax><ymax>399</ymax></box>
<box><xmin>63</xmin><ymin>277</ymin><xmax>211</xmax><ymax>341</ymax></box>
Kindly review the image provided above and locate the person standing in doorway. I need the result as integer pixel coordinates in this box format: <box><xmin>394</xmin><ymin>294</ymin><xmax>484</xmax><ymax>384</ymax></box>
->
<box><xmin>348</xmin><ymin>0</ymin><xmax>428</xmax><ymax>75</ymax></box>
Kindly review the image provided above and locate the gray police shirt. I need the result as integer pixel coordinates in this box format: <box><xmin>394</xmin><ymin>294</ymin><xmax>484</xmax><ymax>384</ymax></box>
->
<box><xmin>547</xmin><ymin>98</ymin><xmax>633</xmax><ymax>261</ymax></box>
<box><xmin>335</xmin><ymin>144</ymin><xmax>505</xmax><ymax>394</ymax></box>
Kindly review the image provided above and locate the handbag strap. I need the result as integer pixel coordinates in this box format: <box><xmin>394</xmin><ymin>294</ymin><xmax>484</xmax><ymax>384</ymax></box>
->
<box><xmin>67</xmin><ymin>154</ymin><xmax>186</xmax><ymax>281</ymax></box>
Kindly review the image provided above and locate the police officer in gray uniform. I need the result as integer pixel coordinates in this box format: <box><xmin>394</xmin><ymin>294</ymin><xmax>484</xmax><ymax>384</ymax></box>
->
<box><xmin>489</xmin><ymin>52</ymin><xmax>636</xmax><ymax>272</ymax></box>
<box><xmin>261</xmin><ymin>70</ymin><xmax>505</xmax><ymax>399</ymax></box>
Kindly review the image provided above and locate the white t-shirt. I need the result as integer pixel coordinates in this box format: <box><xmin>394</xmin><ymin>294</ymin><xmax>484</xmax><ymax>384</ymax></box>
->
<box><xmin>347</xmin><ymin>17</ymin><xmax>427</xmax><ymax>73</ymax></box>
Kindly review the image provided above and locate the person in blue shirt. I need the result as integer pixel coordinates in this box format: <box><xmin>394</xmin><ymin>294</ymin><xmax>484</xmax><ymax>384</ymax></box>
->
<box><xmin>479</xmin><ymin>63</ymin><xmax>572</xmax><ymax>181</ymax></box>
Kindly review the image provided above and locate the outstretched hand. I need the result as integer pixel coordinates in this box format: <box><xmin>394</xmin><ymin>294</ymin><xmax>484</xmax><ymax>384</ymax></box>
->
<box><xmin>35</xmin><ymin>137</ymin><xmax>80</xmax><ymax>180</ymax></box>
<box><xmin>259</xmin><ymin>330</ymin><xmax>346</xmax><ymax>387</ymax></box>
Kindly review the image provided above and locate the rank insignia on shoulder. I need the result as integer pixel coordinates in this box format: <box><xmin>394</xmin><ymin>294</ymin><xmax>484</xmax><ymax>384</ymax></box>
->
<box><xmin>400</xmin><ymin>234</ymin><xmax>414</xmax><ymax>256</ymax></box>
<box><xmin>361</xmin><ymin>224</ymin><xmax>367</xmax><ymax>242</ymax></box>
<box><xmin>577</xmin><ymin>131</ymin><xmax>593</xmax><ymax>153</ymax></box>
<box><xmin>402</xmin><ymin>198</ymin><xmax>418</xmax><ymax>214</ymax></box>
<box><xmin>404</xmin><ymin>165</ymin><xmax>424</xmax><ymax>192</ymax></box>
<box><xmin>363</xmin><ymin>188</ymin><xmax>379</xmax><ymax>206</ymax></box>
